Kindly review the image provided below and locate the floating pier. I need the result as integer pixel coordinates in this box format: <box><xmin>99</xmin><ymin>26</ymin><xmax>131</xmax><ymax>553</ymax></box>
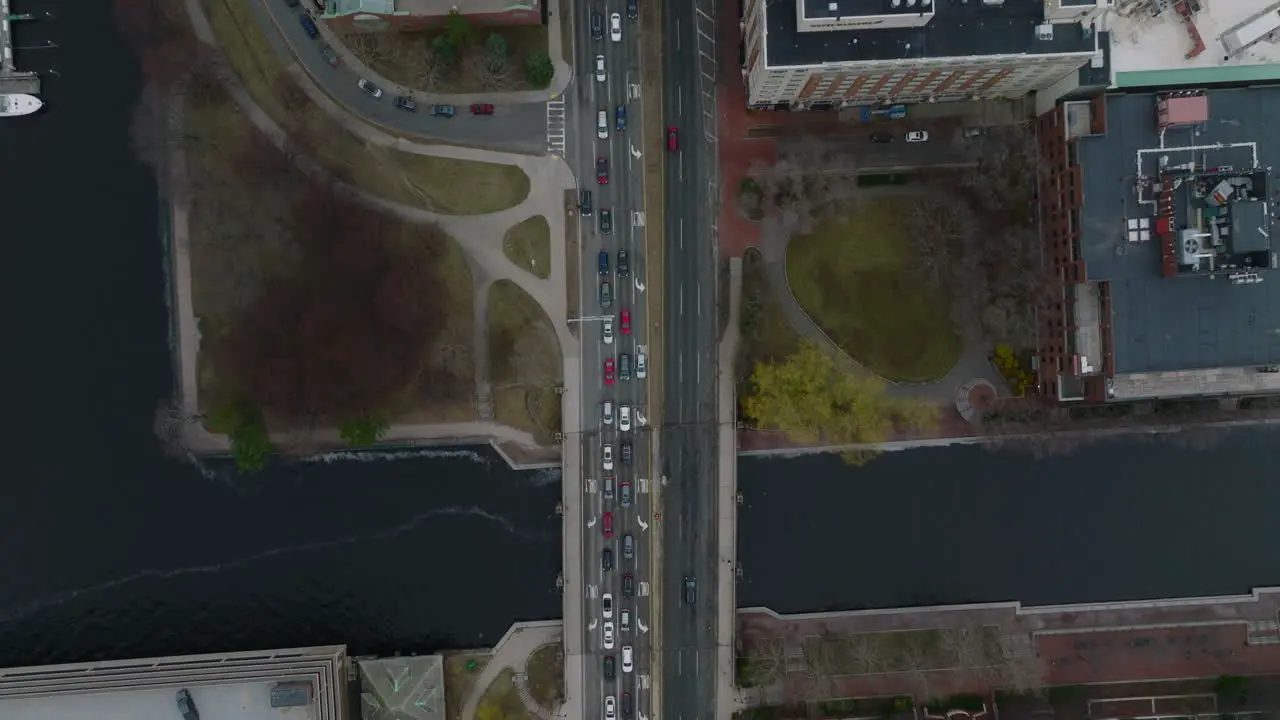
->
<box><xmin>0</xmin><ymin>0</ymin><xmax>42</xmax><ymax>96</ymax></box>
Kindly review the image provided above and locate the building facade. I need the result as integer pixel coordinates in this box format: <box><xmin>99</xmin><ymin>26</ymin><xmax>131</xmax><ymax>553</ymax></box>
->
<box><xmin>741</xmin><ymin>0</ymin><xmax>1107</xmax><ymax>110</ymax></box>
<box><xmin>320</xmin><ymin>0</ymin><xmax>541</xmax><ymax>32</ymax></box>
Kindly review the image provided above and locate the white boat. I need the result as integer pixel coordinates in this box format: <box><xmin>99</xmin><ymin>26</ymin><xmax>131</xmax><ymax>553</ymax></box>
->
<box><xmin>0</xmin><ymin>93</ymin><xmax>42</xmax><ymax>117</ymax></box>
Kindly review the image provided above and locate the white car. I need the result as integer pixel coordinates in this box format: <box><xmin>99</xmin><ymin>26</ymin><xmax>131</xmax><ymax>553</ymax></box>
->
<box><xmin>595</xmin><ymin>54</ymin><xmax>607</xmax><ymax>82</ymax></box>
<box><xmin>610</xmin><ymin>13</ymin><xmax>622</xmax><ymax>41</ymax></box>
<box><xmin>602</xmin><ymin>401</ymin><xmax>614</xmax><ymax>425</ymax></box>
<box><xmin>597</xmin><ymin>109</ymin><xmax>609</xmax><ymax>140</ymax></box>
<box><xmin>603</xmin><ymin>318</ymin><xmax>614</xmax><ymax>344</ymax></box>
<box><xmin>603</xmin><ymin>443</ymin><xmax>614</xmax><ymax>470</ymax></box>
<box><xmin>602</xmin><ymin>593</ymin><xmax>614</xmax><ymax>619</ymax></box>
<box><xmin>619</xmin><ymin>405</ymin><xmax>631</xmax><ymax>432</ymax></box>
<box><xmin>357</xmin><ymin>78</ymin><xmax>384</xmax><ymax>98</ymax></box>
<box><xmin>906</xmin><ymin>130</ymin><xmax>929</xmax><ymax>142</ymax></box>
<box><xmin>620</xmin><ymin>608</ymin><xmax>631</xmax><ymax>632</ymax></box>
<box><xmin>605</xmin><ymin>696</ymin><xmax>617</xmax><ymax>720</ymax></box>
<box><xmin>636</xmin><ymin>347</ymin><xmax>647</xmax><ymax>379</ymax></box>
<box><xmin>622</xmin><ymin>646</ymin><xmax>633</xmax><ymax>673</ymax></box>
<box><xmin>603</xmin><ymin>621</ymin><xmax>615</xmax><ymax>649</ymax></box>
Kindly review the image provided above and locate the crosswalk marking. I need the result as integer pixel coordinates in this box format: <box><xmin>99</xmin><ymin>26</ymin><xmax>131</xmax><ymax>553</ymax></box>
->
<box><xmin>546</xmin><ymin>99</ymin><xmax>567</xmax><ymax>155</ymax></box>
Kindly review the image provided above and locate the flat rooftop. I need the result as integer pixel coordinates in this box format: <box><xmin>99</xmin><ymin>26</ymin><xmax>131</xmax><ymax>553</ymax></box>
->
<box><xmin>0</xmin><ymin>646</ymin><xmax>347</xmax><ymax>720</ymax></box>
<box><xmin>766</xmin><ymin>0</ymin><xmax>1095</xmax><ymax>68</ymax></box>
<box><xmin>1104</xmin><ymin>0</ymin><xmax>1280</xmax><ymax>87</ymax></box>
<box><xmin>801</xmin><ymin>0</ymin><xmax>933</xmax><ymax>21</ymax></box>
<box><xmin>1075</xmin><ymin>87</ymin><xmax>1280</xmax><ymax>375</ymax></box>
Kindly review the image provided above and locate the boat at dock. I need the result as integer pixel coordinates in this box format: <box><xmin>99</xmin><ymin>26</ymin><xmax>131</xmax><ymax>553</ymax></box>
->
<box><xmin>0</xmin><ymin>93</ymin><xmax>41</xmax><ymax>116</ymax></box>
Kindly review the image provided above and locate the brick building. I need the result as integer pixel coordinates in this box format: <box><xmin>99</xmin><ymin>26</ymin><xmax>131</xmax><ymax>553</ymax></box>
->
<box><xmin>739</xmin><ymin>0</ymin><xmax>1108</xmax><ymax>111</ymax></box>
<box><xmin>320</xmin><ymin>0</ymin><xmax>541</xmax><ymax>32</ymax></box>
<box><xmin>1035</xmin><ymin>86</ymin><xmax>1280</xmax><ymax>403</ymax></box>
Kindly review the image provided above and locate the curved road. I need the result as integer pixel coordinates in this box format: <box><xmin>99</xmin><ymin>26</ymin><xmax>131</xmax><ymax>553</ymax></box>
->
<box><xmin>248</xmin><ymin>0</ymin><xmax>563</xmax><ymax>153</ymax></box>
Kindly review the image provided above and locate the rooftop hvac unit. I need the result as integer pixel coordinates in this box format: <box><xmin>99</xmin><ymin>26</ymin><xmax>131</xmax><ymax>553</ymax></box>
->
<box><xmin>982</xmin><ymin>0</ymin><xmax>1005</xmax><ymax>4</ymax></box>
<box><xmin>1036</xmin><ymin>23</ymin><xmax>1055</xmax><ymax>40</ymax></box>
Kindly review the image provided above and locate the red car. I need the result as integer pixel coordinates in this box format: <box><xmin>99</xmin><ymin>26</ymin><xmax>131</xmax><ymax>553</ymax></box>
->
<box><xmin>667</xmin><ymin>125</ymin><xmax>679</xmax><ymax>151</ymax></box>
<box><xmin>470</xmin><ymin>103</ymin><xmax>495</xmax><ymax>115</ymax></box>
<box><xmin>620</xmin><ymin>309</ymin><xmax>631</xmax><ymax>334</ymax></box>
<box><xmin>604</xmin><ymin>357</ymin><xmax>616</xmax><ymax>386</ymax></box>
<box><xmin>603</xmin><ymin>512</ymin><xmax>614</xmax><ymax>537</ymax></box>
<box><xmin>596</xmin><ymin>155</ymin><xmax>609</xmax><ymax>185</ymax></box>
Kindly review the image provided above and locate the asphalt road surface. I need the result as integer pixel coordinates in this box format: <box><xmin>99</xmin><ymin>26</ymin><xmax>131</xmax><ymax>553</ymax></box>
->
<box><xmin>567</xmin><ymin>1</ymin><xmax>658</xmax><ymax>718</ymax></box>
<box><xmin>658</xmin><ymin>0</ymin><xmax>720</xmax><ymax>716</ymax></box>
<box><xmin>250</xmin><ymin>0</ymin><xmax>547</xmax><ymax>153</ymax></box>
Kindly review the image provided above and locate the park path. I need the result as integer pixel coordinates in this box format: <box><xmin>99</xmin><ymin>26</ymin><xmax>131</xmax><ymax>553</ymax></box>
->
<box><xmin>178</xmin><ymin>0</ymin><xmax>581</xmax><ymax>454</ymax></box>
<box><xmin>458</xmin><ymin>622</ymin><xmax>563</xmax><ymax>720</ymax></box>
<box><xmin>757</xmin><ymin>186</ymin><xmax>1003</xmax><ymax>403</ymax></box>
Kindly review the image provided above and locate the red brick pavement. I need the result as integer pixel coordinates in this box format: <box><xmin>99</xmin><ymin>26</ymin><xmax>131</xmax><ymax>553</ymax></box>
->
<box><xmin>716</xmin><ymin>4</ymin><xmax>772</xmax><ymax>259</ymax></box>
<box><xmin>739</xmin><ymin>588</ymin><xmax>1280</xmax><ymax>700</ymax></box>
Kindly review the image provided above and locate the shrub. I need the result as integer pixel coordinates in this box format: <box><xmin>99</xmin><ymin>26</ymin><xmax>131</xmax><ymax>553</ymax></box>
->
<box><xmin>524</xmin><ymin>50</ymin><xmax>554</xmax><ymax>88</ymax></box>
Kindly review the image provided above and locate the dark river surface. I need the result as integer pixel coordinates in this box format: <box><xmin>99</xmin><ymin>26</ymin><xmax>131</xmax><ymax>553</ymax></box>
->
<box><xmin>3</xmin><ymin>0</ymin><xmax>1280</xmax><ymax>671</ymax></box>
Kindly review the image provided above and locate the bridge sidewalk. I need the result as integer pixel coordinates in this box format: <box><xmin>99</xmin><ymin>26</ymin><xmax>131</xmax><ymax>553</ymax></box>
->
<box><xmin>716</xmin><ymin>257</ymin><xmax>743</xmax><ymax>719</ymax></box>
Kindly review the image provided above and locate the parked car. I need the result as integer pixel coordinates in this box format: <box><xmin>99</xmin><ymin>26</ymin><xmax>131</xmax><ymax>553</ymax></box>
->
<box><xmin>394</xmin><ymin>96</ymin><xmax>417</xmax><ymax>112</ymax></box>
<box><xmin>357</xmin><ymin>78</ymin><xmax>383</xmax><ymax>98</ymax></box>
<box><xmin>906</xmin><ymin>130</ymin><xmax>929</xmax><ymax>142</ymax></box>
<box><xmin>299</xmin><ymin>13</ymin><xmax>320</xmax><ymax>38</ymax></box>
<box><xmin>319</xmin><ymin>43</ymin><xmax>341</xmax><ymax>67</ymax></box>
<box><xmin>600</xmin><ymin>208</ymin><xmax>613</xmax><ymax>234</ymax></box>
<box><xmin>470</xmin><ymin>103</ymin><xmax>495</xmax><ymax>115</ymax></box>
<box><xmin>667</xmin><ymin>125</ymin><xmax>679</xmax><ymax>151</ymax></box>
<box><xmin>597</xmin><ymin>155</ymin><xmax>609</xmax><ymax>184</ymax></box>
<box><xmin>595</xmin><ymin>54</ymin><xmax>607</xmax><ymax>82</ymax></box>
<box><xmin>610</xmin><ymin>12</ymin><xmax>623</xmax><ymax>41</ymax></box>
<box><xmin>176</xmin><ymin>689</ymin><xmax>200</xmax><ymax>720</ymax></box>
<box><xmin>869</xmin><ymin>132</ymin><xmax>893</xmax><ymax>143</ymax></box>
<box><xmin>431</xmin><ymin>104</ymin><xmax>456</xmax><ymax>117</ymax></box>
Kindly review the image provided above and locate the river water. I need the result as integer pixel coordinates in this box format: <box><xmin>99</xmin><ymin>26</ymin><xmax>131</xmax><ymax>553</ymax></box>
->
<box><xmin>3</xmin><ymin>0</ymin><xmax>1279</xmax><ymax>671</ymax></box>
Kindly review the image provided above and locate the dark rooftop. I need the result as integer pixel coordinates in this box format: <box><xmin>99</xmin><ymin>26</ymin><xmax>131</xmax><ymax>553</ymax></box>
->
<box><xmin>1076</xmin><ymin>88</ymin><xmax>1280</xmax><ymax>375</ymax></box>
<box><xmin>767</xmin><ymin>0</ymin><xmax>1094</xmax><ymax>68</ymax></box>
<box><xmin>802</xmin><ymin>0</ymin><xmax>931</xmax><ymax>21</ymax></box>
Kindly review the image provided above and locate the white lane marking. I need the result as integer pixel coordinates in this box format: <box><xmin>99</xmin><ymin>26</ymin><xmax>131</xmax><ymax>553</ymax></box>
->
<box><xmin>679</xmin><ymin>219</ymin><xmax>683</xmax><ymax>249</ymax></box>
<box><xmin>679</xmin><ymin>154</ymin><xmax>683</xmax><ymax>181</ymax></box>
<box><xmin>677</xmin><ymin>91</ymin><xmax>681</xmax><ymax>115</ymax></box>
<box><xmin>697</xmin><ymin>286</ymin><xmax>701</xmax><ymax>318</ymax></box>
<box><xmin>679</xmin><ymin>287</ymin><xmax>683</xmax><ymax>315</ymax></box>
<box><xmin>676</xmin><ymin>19</ymin><xmax>681</xmax><ymax>49</ymax></box>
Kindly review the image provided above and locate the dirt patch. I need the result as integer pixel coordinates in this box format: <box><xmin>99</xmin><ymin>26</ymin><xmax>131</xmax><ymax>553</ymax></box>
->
<box><xmin>488</xmin><ymin>280</ymin><xmax>563</xmax><ymax>444</ymax></box>
<box><xmin>443</xmin><ymin>652</ymin><xmax>490</xmax><ymax>720</ymax></box>
<box><xmin>203</xmin><ymin>0</ymin><xmax>530</xmax><ymax>214</ymax></box>
<box><xmin>475</xmin><ymin>667</ymin><xmax>537</xmax><ymax>720</ymax></box>
<box><xmin>341</xmin><ymin>25</ymin><xmax>549</xmax><ymax>94</ymax></box>
<box><xmin>525</xmin><ymin>643</ymin><xmax>565</xmax><ymax>710</ymax></box>
<box><xmin>504</xmin><ymin>215</ymin><xmax>552</xmax><ymax>279</ymax></box>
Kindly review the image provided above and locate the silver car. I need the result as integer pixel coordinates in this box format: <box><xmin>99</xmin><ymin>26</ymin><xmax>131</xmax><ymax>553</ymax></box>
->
<box><xmin>595</xmin><ymin>54</ymin><xmax>607</xmax><ymax>82</ymax></box>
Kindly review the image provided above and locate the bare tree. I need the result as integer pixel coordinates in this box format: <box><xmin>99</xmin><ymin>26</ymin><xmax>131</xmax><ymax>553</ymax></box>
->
<box><xmin>739</xmin><ymin>637</ymin><xmax>789</xmax><ymax>688</ymax></box>
<box><xmin>465</xmin><ymin>51</ymin><xmax>515</xmax><ymax>91</ymax></box>
<box><xmin>746</xmin><ymin>138</ymin><xmax>862</xmax><ymax>235</ymax></box>
<box><xmin>896</xmin><ymin>631</ymin><xmax>939</xmax><ymax>699</ymax></box>
<box><xmin>842</xmin><ymin>631</ymin><xmax>890</xmax><ymax>676</ymax></box>
<box><xmin>988</xmin><ymin>632</ymin><xmax>1046</xmax><ymax>694</ymax></box>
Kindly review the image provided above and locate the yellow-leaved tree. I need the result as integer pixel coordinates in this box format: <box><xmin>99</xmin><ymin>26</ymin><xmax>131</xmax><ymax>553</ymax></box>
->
<box><xmin>743</xmin><ymin>342</ymin><xmax>937</xmax><ymax>455</ymax></box>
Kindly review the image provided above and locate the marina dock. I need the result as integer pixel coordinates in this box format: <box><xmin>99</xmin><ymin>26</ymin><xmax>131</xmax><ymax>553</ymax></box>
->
<box><xmin>0</xmin><ymin>0</ymin><xmax>42</xmax><ymax>96</ymax></box>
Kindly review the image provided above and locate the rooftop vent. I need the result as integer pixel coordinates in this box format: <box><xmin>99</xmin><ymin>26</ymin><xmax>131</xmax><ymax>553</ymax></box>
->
<box><xmin>1036</xmin><ymin>23</ymin><xmax>1054</xmax><ymax>40</ymax></box>
<box><xmin>907</xmin><ymin>0</ymin><xmax>917</xmax><ymax>6</ymax></box>
<box><xmin>982</xmin><ymin>0</ymin><xmax>1005</xmax><ymax>5</ymax></box>
<box><xmin>892</xmin><ymin>0</ymin><xmax>901</xmax><ymax>6</ymax></box>
<box><xmin>828</xmin><ymin>1</ymin><xmax>838</xmax><ymax>9</ymax></box>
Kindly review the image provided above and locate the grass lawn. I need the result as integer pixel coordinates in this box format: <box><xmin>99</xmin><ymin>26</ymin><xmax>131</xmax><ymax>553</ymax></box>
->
<box><xmin>785</xmin><ymin>199</ymin><xmax>962</xmax><ymax>382</ymax></box>
<box><xmin>475</xmin><ymin>668</ymin><xmax>536</xmax><ymax>720</ymax></box>
<box><xmin>488</xmin><ymin>281</ymin><xmax>563</xmax><ymax>443</ymax></box>
<box><xmin>342</xmin><ymin>25</ymin><xmax>549</xmax><ymax>94</ymax></box>
<box><xmin>524</xmin><ymin>643</ymin><xmax>564</xmax><ymax>710</ymax></box>
<box><xmin>737</xmin><ymin>251</ymin><xmax>803</xmax><ymax>385</ymax></box>
<box><xmin>443</xmin><ymin>653</ymin><xmax>490</xmax><ymax>720</ymax></box>
<box><xmin>503</xmin><ymin>215</ymin><xmax>552</xmax><ymax>279</ymax></box>
<box><xmin>204</xmin><ymin>0</ymin><xmax>530</xmax><ymax>214</ymax></box>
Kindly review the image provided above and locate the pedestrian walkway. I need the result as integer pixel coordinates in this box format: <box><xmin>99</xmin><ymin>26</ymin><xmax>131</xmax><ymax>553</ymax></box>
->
<box><xmin>458</xmin><ymin>621</ymin><xmax>563</xmax><ymax>720</ymax></box>
<box><xmin>716</xmin><ymin>257</ymin><xmax>743</xmax><ymax>720</ymax></box>
<box><xmin>546</xmin><ymin>99</ymin><xmax>567</xmax><ymax>156</ymax></box>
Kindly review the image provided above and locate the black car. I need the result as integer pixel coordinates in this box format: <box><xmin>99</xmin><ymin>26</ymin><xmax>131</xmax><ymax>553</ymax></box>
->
<box><xmin>600</xmin><ymin>208</ymin><xmax>613</xmax><ymax>234</ymax></box>
<box><xmin>626</xmin><ymin>0</ymin><xmax>637</xmax><ymax>18</ymax></box>
<box><xmin>870</xmin><ymin>132</ymin><xmax>893</xmax><ymax>143</ymax></box>
<box><xmin>580</xmin><ymin>189</ymin><xmax>593</xmax><ymax>216</ymax></box>
<box><xmin>602</xmin><ymin>547</ymin><xmax>614</xmax><ymax>571</ymax></box>
<box><xmin>604</xmin><ymin>655</ymin><xmax>616</xmax><ymax>680</ymax></box>
<box><xmin>176</xmin><ymin>689</ymin><xmax>200</xmax><ymax>720</ymax></box>
<box><xmin>591</xmin><ymin>12</ymin><xmax>604</xmax><ymax>40</ymax></box>
<box><xmin>622</xmin><ymin>572</ymin><xmax>634</xmax><ymax>596</ymax></box>
<box><xmin>394</xmin><ymin>96</ymin><xmax>417</xmax><ymax>112</ymax></box>
<box><xmin>284</xmin><ymin>0</ymin><xmax>300</xmax><ymax>7</ymax></box>
<box><xmin>617</xmin><ymin>249</ymin><xmax>630</xmax><ymax>277</ymax></box>
<box><xmin>684</xmin><ymin>576</ymin><xmax>696</xmax><ymax>605</ymax></box>
<box><xmin>622</xmin><ymin>692</ymin><xmax>634</xmax><ymax>720</ymax></box>
<box><xmin>621</xmin><ymin>441</ymin><xmax>632</xmax><ymax>465</ymax></box>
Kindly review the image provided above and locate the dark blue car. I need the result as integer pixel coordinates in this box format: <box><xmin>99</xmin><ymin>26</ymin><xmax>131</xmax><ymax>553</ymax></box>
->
<box><xmin>598</xmin><ymin>250</ymin><xmax>610</xmax><ymax>276</ymax></box>
<box><xmin>616</xmin><ymin>106</ymin><xmax>626</xmax><ymax>131</ymax></box>
<box><xmin>299</xmin><ymin>13</ymin><xmax>319</xmax><ymax>38</ymax></box>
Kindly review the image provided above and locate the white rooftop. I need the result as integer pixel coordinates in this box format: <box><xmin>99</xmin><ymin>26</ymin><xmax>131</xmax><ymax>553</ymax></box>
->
<box><xmin>0</xmin><ymin>680</ymin><xmax>317</xmax><ymax>720</ymax></box>
<box><xmin>1104</xmin><ymin>0</ymin><xmax>1280</xmax><ymax>86</ymax></box>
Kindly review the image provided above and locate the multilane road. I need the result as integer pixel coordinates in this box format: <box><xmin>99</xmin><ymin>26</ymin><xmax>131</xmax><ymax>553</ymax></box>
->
<box><xmin>658</xmin><ymin>0</ymin><xmax>722</xmax><ymax>716</ymax></box>
<box><xmin>567</xmin><ymin>2</ymin><xmax>658</xmax><ymax>718</ymax></box>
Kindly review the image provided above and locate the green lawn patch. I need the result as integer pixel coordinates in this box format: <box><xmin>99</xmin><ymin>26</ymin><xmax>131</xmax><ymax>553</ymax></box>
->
<box><xmin>488</xmin><ymin>281</ymin><xmax>562</xmax><ymax>443</ymax></box>
<box><xmin>503</xmin><ymin>215</ymin><xmax>552</xmax><ymax>279</ymax></box>
<box><xmin>785</xmin><ymin>200</ymin><xmax>961</xmax><ymax>382</ymax></box>
<box><xmin>737</xmin><ymin>250</ymin><xmax>803</xmax><ymax>385</ymax></box>
<box><xmin>475</xmin><ymin>668</ymin><xmax>537</xmax><ymax>720</ymax></box>
<box><xmin>524</xmin><ymin>643</ymin><xmax>565</xmax><ymax>710</ymax></box>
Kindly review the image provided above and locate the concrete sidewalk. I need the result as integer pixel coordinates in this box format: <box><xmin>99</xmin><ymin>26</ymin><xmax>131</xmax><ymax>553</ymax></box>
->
<box><xmin>716</xmin><ymin>257</ymin><xmax>744</xmax><ymax>719</ymax></box>
<box><xmin>458</xmin><ymin>620</ymin><xmax>564</xmax><ymax>720</ymax></box>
